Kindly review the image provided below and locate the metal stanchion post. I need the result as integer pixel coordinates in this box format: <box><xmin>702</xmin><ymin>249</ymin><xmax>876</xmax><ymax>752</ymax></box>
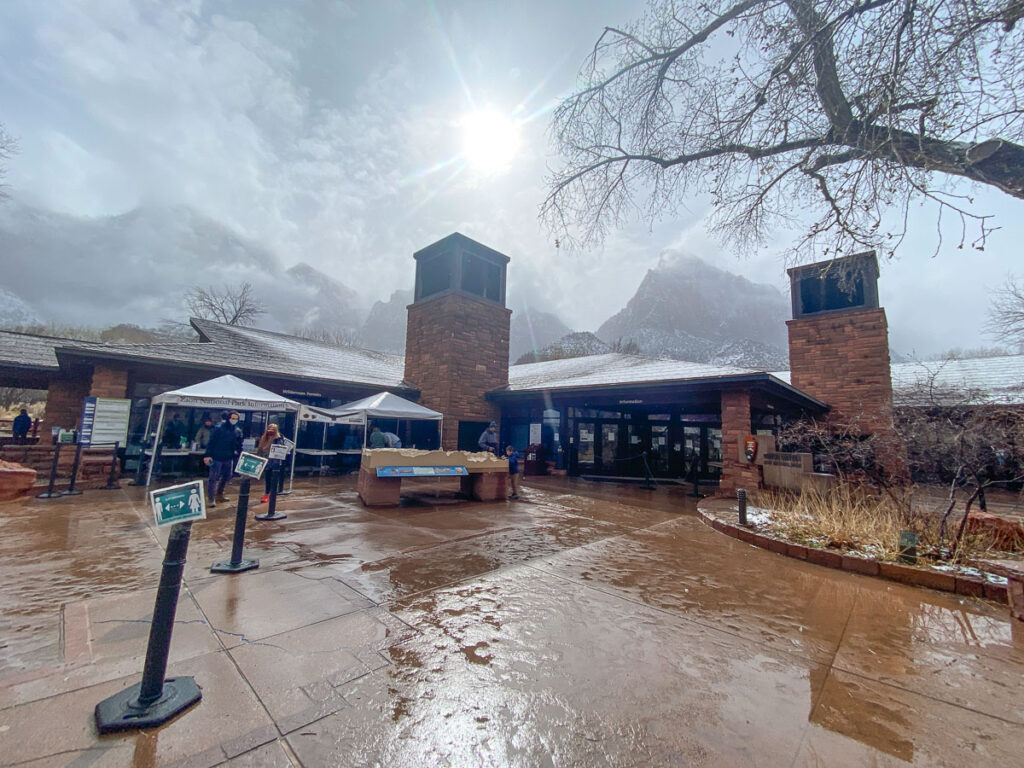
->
<box><xmin>102</xmin><ymin>442</ymin><xmax>122</xmax><ymax>490</ymax></box>
<box><xmin>94</xmin><ymin>521</ymin><xmax>201</xmax><ymax>732</ymax></box>
<box><xmin>255</xmin><ymin>466</ymin><xmax>286</xmax><ymax>521</ymax></box>
<box><xmin>64</xmin><ymin>442</ymin><xmax>84</xmax><ymax>496</ymax></box>
<box><xmin>737</xmin><ymin>488</ymin><xmax>748</xmax><ymax>526</ymax></box>
<box><xmin>640</xmin><ymin>451</ymin><xmax>658</xmax><ymax>491</ymax></box>
<box><xmin>211</xmin><ymin>478</ymin><xmax>259</xmax><ymax>573</ymax></box>
<box><xmin>37</xmin><ymin>442</ymin><xmax>64</xmax><ymax>499</ymax></box>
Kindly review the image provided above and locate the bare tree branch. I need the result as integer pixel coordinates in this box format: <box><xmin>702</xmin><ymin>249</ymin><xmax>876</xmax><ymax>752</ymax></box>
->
<box><xmin>185</xmin><ymin>282</ymin><xmax>266</xmax><ymax>327</ymax></box>
<box><xmin>544</xmin><ymin>0</ymin><xmax>1024</xmax><ymax>258</ymax></box>
<box><xmin>984</xmin><ymin>275</ymin><xmax>1024</xmax><ymax>350</ymax></box>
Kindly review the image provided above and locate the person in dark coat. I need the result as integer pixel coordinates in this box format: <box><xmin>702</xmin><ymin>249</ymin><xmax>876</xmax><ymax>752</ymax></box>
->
<box><xmin>505</xmin><ymin>444</ymin><xmax>521</xmax><ymax>499</ymax></box>
<box><xmin>12</xmin><ymin>408</ymin><xmax>32</xmax><ymax>444</ymax></box>
<box><xmin>478</xmin><ymin>421</ymin><xmax>499</xmax><ymax>455</ymax></box>
<box><xmin>256</xmin><ymin>423</ymin><xmax>287</xmax><ymax>502</ymax></box>
<box><xmin>203</xmin><ymin>411</ymin><xmax>241</xmax><ymax>506</ymax></box>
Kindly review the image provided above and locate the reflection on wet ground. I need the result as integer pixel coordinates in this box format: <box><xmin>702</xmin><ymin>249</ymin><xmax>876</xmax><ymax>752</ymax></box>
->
<box><xmin>1</xmin><ymin>475</ymin><xmax>1022</xmax><ymax>766</ymax></box>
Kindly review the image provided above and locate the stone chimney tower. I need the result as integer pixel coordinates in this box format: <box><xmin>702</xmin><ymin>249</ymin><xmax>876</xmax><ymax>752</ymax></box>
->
<box><xmin>403</xmin><ymin>233</ymin><xmax>511</xmax><ymax>450</ymax></box>
<box><xmin>787</xmin><ymin>251</ymin><xmax>895</xmax><ymax>437</ymax></box>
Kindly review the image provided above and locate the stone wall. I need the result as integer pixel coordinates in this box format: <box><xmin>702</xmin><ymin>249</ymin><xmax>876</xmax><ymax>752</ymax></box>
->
<box><xmin>404</xmin><ymin>291</ymin><xmax>511</xmax><ymax>449</ymax></box>
<box><xmin>89</xmin><ymin>365</ymin><xmax>129</xmax><ymax>398</ymax></box>
<box><xmin>45</xmin><ymin>376</ymin><xmax>92</xmax><ymax>431</ymax></box>
<box><xmin>719</xmin><ymin>389</ymin><xmax>759</xmax><ymax>494</ymax></box>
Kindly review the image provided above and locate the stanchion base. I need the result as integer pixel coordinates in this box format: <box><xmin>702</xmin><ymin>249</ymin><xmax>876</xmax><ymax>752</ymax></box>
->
<box><xmin>63</xmin><ymin>490</ymin><xmax>83</xmax><ymax>496</ymax></box>
<box><xmin>276</xmin><ymin>490</ymin><xmax>291</xmax><ymax>496</ymax></box>
<box><xmin>94</xmin><ymin>677</ymin><xmax>202</xmax><ymax>733</ymax></box>
<box><xmin>36</xmin><ymin>492</ymin><xmax>64</xmax><ymax>499</ymax></box>
<box><xmin>254</xmin><ymin>512</ymin><xmax>287</xmax><ymax>521</ymax></box>
<box><xmin>101</xmin><ymin>484</ymin><xmax>122</xmax><ymax>490</ymax></box>
<box><xmin>210</xmin><ymin>557</ymin><xmax>259</xmax><ymax>573</ymax></box>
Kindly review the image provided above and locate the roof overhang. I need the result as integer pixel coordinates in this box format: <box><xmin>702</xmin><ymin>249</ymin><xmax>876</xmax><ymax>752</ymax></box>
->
<box><xmin>489</xmin><ymin>372</ymin><xmax>828</xmax><ymax>413</ymax></box>
<box><xmin>52</xmin><ymin>345</ymin><xmax>419</xmax><ymax>398</ymax></box>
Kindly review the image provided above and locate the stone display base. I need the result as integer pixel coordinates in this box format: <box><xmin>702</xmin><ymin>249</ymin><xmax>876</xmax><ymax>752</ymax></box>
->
<box><xmin>460</xmin><ymin>472</ymin><xmax>508</xmax><ymax>501</ymax></box>
<box><xmin>357</xmin><ymin>467</ymin><xmax>402</xmax><ymax>506</ymax></box>
<box><xmin>0</xmin><ymin>459</ymin><xmax>37</xmax><ymax>503</ymax></box>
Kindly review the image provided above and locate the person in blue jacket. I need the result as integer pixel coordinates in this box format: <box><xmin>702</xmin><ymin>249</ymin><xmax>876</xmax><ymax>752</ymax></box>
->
<box><xmin>505</xmin><ymin>444</ymin><xmax>521</xmax><ymax>499</ymax></box>
<box><xmin>202</xmin><ymin>411</ymin><xmax>242</xmax><ymax>506</ymax></box>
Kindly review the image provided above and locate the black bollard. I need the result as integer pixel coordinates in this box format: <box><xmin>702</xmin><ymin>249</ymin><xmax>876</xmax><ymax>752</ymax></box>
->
<box><xmin>255</xmin><ymin>466</ymin><xmax>286</xmax><ymax>521</ymax></box>
<box><xmin>102</xmin><ymin>442</ymin><xmax>122</xmax><ymax>490</ymax></box>
<box><xmin>737</xmin><ymin>488</ymin><xmax>748</xmax><ymax>526</ymax></box>
<box><xmin>94</xmin><ymin>522</ymin><xmax>202</xmax><ymax>732</ymax></box>
<box><xmin>64</xmin><ymin>442</ymin><xmax>85</xmax><ymax>496</ymax></box>
<box><xmin>211</xmin><ymin>478</ymin><xmax>259</xmax><ymax>573</ymax></box>
<box><xmin>37</xmin><ymin>442</ymin><xmax>64</xmax><ymax>499</ymax></box>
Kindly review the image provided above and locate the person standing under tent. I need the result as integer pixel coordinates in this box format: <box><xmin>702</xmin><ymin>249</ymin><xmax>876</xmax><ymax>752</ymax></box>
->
<box><xmin>369</xmin><ymin>425</ymin><xmax>387</xmax><ymax>448</ymax></box>
<box><xmin>203</xmin><ymin>411</ymin><xmax>240</xmax><ymax>506</ymax></box>
<box><xmin>478</xmin><ymin>421</ymin><xmax>499</xmax><ymax>455</ymax></box>
<box><xmin>383</xmin><ymin>430</ymin><xmax>402</xmax><ymax>448</ymax></box>
<box><xmin>256</xmin><ymin>423</ymin><xmax>287</xmax><ymax>503</ymax></box>
<box><xmin>193</xmin><ymin>414</ymin><xmax>215</xmax><ymax>449</ymax></box>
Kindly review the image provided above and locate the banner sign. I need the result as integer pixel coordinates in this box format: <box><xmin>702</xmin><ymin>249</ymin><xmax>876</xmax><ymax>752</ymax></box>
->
<box><xmin>269</xmin><ymin>444</ymin><xmax>289</xmax><ymax>460</ymax></box>
<box><xmin>151</xmin><ymin>480</ymin><xmax>206</xmax><ymax>527</ymax></box>
<box><xmin>235</xmin><ymin>452</ymin><xmax>268</xmax><ymax>479</ymax></box>
<box><xmin>376</xmin><ymin>465</ymin><xmax>468</xmax><ymax>477</ymax></box>
<box><xmin>79</xmin><ymin>397</ymin><xmax>131</xmax><ymax>447</ymax></box>
<box><xmin>172</xmin><ymin>396</ymin><xmax>295</xmax><ymax>410</ymax></box>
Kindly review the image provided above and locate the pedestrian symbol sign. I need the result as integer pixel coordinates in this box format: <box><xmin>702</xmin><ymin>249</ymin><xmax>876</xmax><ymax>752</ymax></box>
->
<box><xmin>150</xmin><ymin>480</ymin><xmax>206</xmax><ymax>528</ymax></box>
<box><xmin>235</xmin><ymin>451</ymin><xmax>268</xmax><ymax>479</ymax></box>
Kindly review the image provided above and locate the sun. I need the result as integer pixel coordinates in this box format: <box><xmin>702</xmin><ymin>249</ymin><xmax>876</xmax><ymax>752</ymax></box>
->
<box><xmin>459</xmin><ymin>108</ymin><xmax>522</xmax><ymax>176</ymax></box>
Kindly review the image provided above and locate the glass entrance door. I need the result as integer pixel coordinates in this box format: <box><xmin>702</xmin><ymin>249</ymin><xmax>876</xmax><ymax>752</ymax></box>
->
<box><xmin>599</xmin><ymin>422</ymin><xmax>619</xmax><ymax>474</ymax></box>
<box><xmin>576</xmin><ymin>422</ymin><xmax>596</xmax><ymax>472</ymax></box>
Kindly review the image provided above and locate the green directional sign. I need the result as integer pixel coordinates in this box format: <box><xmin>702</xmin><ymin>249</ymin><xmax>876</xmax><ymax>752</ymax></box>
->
<box><xmin>150</xmin><ymin>481</ymin><xmax>207</xmax><ymax>528</ymax></box>
<box><xmin>235</xmin><ymin>451</ymin><xmax>268</xmax><ymax>479</ymax></box>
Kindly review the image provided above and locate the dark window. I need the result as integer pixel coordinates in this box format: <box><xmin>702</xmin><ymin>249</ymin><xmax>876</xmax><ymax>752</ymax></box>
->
<box><xmin>419</xmin><ymin>252</ymin><xmax>456</xmax><ymax>299</ymax></box>
<box><xmin>798</xmin><ymin>270</ymin><xmax>865</xmax><ymax>314</ymax></box>
<box><xmin>460</xmin><ymin>254</ymin><xmax>501</xmax><ymax>301</ymax></box>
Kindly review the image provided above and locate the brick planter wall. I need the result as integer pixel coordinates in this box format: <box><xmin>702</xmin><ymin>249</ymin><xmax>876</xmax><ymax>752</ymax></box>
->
<box><xmin>404</xmin><ymin>291</ymin><xmax>511</xmax><ymax>449</ymax></box>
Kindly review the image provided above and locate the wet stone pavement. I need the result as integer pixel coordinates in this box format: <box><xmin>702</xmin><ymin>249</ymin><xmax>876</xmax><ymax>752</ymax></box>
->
<box><xmin>1</xmin><ymin>476</ymin><xmax>1023</xmax><ymax>767</ymax></box>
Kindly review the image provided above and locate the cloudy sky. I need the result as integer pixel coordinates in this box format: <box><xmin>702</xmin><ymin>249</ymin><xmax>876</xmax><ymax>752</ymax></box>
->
<box><xmin>1</xmin><ymin>0</ymin><xmax>1021</xmax><ymax>356</ymax></box>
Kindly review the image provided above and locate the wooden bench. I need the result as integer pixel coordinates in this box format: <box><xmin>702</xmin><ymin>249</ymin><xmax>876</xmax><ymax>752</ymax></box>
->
<box><xmin>981</xmin><ymin>559</ymin><xmax>1024</xmax><ymax>621</ymax></box>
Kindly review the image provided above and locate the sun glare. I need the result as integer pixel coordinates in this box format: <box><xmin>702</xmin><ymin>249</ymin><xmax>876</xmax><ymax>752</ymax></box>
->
<box><xmin>459</xmin><ymin>108</ymin><xmax>522</xmax><ymax>176</ymax></box>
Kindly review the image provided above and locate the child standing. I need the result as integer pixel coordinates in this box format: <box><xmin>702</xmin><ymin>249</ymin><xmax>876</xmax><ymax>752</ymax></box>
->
<box><xmin>505</xmin><ymin>444</ymin><xmax>521</xmax><ymax>499</ymax></box>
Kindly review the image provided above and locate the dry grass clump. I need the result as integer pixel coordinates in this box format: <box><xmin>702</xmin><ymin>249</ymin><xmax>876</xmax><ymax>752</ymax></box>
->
<box><xmin>754</xmin><ymin>485</ymin><xmax>1022</xmax><ymax>565</ymax></box>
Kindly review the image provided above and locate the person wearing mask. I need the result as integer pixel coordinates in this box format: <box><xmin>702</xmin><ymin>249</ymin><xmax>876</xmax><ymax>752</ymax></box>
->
<box><xmin>203</xmin><ymin>411</ymin><xmax>241</xmax><ymax>506</ymax></box>
<box><xmin>12</xmin><ymin>408</ymin><xmax>32</xmax><ymax>444</ymax></box>
<box><xmin>256</xmin><ymin>423</ymin><xmax>287</xmax><ymax>503</ymax></box>
<box><xmin>478</xmin><ymin>421</ymin><xmax>499</xmax><ymax>455</ymax></box>
<box><xmin>193</xmin><ymin>415</ymin><xmax>215</xmax><ymax>449</ymax></box>
<box><xmin>505</xmin><ymin>444</ymin><xmax>521</xmax><ymax>499</ymax></box>
<box><xmin>369</xmin><ymin>425</ymin><xmax>387</xmax><ymax>449</ymax></box>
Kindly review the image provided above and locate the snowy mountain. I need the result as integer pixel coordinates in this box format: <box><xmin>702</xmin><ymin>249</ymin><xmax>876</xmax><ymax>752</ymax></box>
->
<box><xmin>509</xmin><ymin>309</ymin><xmax>573</xmax><ymax>362</ymax></box>
<box><xmin>360</xmin><ymin>289</ymin><xmax>413</xmax><ymax>354</ymax></box>
<box><xmin>595</xmin><ymin>252</ymin><xmax>790</xmax><ymax>369</ymax></box>
<box><xmin>0</xmin><ymin>285</ymin><xmax>42</xmax><ymax>327</ymax></box>
<box><xmin>514</xmin><ymin>331</ymin><xmax>610</xmax><ymax>364</ymax></box>
<box><xmin>0</xmin><ymin>199</ymin><xmax>364</xmax><ymax>334</ymax></box>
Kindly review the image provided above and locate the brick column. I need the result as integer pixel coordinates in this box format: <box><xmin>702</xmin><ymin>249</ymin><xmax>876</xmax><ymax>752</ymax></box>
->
<box><xmin>719</xmin><ymin>389</ymin><xmax>759</xmax><ymax>495</ymax></box>
<box><xmin>405</xmin><ymin>292</ymin><xmax>511</xmax><ymax>449</ymax></box>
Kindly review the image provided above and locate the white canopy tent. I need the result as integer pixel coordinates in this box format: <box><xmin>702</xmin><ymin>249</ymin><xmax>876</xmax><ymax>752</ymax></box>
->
<box><xmin>328</xmin><ymin>391</ymin><xmax>443</xmax><ymax>449</ymax></box>
<box><xmin>142</xmin><ymin>374</ymin><xmax>301</xmax><ymax>488</ymax></box>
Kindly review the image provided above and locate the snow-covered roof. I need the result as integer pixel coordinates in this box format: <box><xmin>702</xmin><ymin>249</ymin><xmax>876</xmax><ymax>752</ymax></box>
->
<box><xmin>56</xmin><ymin>318</ymin><xmax>410</xmax><ymax>391</ymax></box>
<box><xmin>0</xmin><ymin>329</ymin><xmax>69</xmax><ymax>370</ymax></box>
<box><xmin>773</xmin><ymin>355</ymin><xmax>1024</xmax><ymax>406</ymax></box>
<box><xmin>506</xmin><ymin>353</ymin><xmax>757</xmax><ymax>391</ymax></box>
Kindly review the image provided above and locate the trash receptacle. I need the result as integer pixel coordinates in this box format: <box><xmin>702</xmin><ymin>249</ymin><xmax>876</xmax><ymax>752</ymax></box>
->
<box><xmin>523</xmin><ymin>443</ymin><xmax>547</xmax><ymax>476</ymax></box>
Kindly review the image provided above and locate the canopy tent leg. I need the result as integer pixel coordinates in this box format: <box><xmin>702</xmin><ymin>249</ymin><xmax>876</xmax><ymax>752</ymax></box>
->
<box><xmin>145</xmin><ymin>403</ymin><xmax>167</xmax><ymax>488</ymax></box>
<box><xmin>130</xmin><ymin>403</ymin><xmax>156</xmax><ymax>485</ymax></box>
<box><xmin>286</xmin><ymin>413</ymin><xmax>299</xmax><ymax>493</ymax></box>
<box><xmin>438</xmin><ymin>417</ymin><xmax>443</xmax><ymax>451</ymax></box>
